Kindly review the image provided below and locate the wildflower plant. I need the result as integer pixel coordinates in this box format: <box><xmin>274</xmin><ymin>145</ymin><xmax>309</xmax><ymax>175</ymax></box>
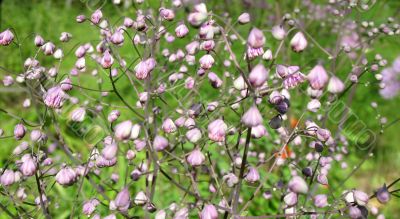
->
<box><xmin>0</xmin><ymin>0</ymin><xmax>400</xmax><ymax>218</ymax></box>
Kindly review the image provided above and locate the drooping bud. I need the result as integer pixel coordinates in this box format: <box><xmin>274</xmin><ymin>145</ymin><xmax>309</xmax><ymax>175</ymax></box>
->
<box><xmin>175</xmin><ymin>23</ymin><xmax>189</xmax><ymax>38</ymax></box>
<box><xmin>71</xmin><ymin>107</ymin><xmax>86</xmax><ymax>122</ymax></box>
<box><xmin>41</xmin><ymin>42</ymin><xmax>56</xmax><ymax>55</ymax></box>
<box><xmin>14</xmin><ymin>123</ymin><xmax>26</xmax><ymax>140</ymax></box>
<box><xmin>200</xmin><ymin>204</ymin><xmax>218</xmax><ymax>219</ymax></box>
<box><xmin>186</xmin><ymin>128</ymin><xmax>202</xmax><ymax>143</ymax></box>
<box><xmin>91</xmin><ymin>9</ymin><xmax>103</xmax><ymax>24</ymax></box>
<box><xmin>241</xmin><ymin>105</ymin><xmax>263</xmax><ymax>127</ymax></box>
<box><xmin>134</xmin><ymin>191</ymin><xmax>148</xmax><ymax>205</ymax></box>
<box><xmin>0</xmin><ymin>170</ymin><xmax>15</xmax><ymax>186</ymax></box>
<box><xmin>271</xmin><ymin>25</ymin><xmax>286</xmax><ymax>40</ymax></box>
<box><xmin>376</xmin><ymin>184</ymin><xmax>390</xmax><ymax>204</ymax></box>
<box><xmin>290</xmin><ymin>32</ymin><xmax>308</xmax><ymax>52</ymax></box>
<box><xmin>308</xmin><ymin>65</ymin><xmax>329</xmax><ymax>90</ymax></box>
<box><xmin>283</xmin><ymin>192</ymin><xmax>298</xmax><ymax>206</ymax></box>
<box><xmin>162</xmin><ymin>118</ymin><xmax>177</xmax><ymax>133</ymax></box>
<box><xmin>187</xmin><ymin>3</ymin><xmax>208</xmax><ymax>27</ymax></box>
<box><xmin>314</xmin><ymin>194</ymin><xmax>328</xmax><ymax>208</ymax></box>
<box><xmin>245</xmin><ymin>167</ymin><xmax>260</xmax><ymax>183</ymax></box>
<box><xmin>55</xmin><ymin>166</ymin><xmax>78</xmax><ymax>186</ymax></box>
<box><xmin>0</xmin><ymin>29</ymin><xmax>14</xmax><ymax>46</ymax></box>
<box><xmin>249</xmin><ymin>64</ymin><xmax>269</xmax><ymax>87</ymax></box>
<box><xmin>34</xmin><ymin>35</ymin><xmax>45</xmax><ymax>47</ymax></box>
<box><xmin>114</xmin><ymin>120</ymin><xmax>133</xmax><ymax>141</ymax></box>
<box><xmin>159</xmin><ymin>8</ymin><xmax>175</xmax><ymax>21</ymax></box>
<box><xmin>248</xmin><ymin>28</ymin><xmax>265</xmax><ymax>48</ymax></box>
<box><xmin>238</xmin><ymin>13</ymin><xmax>250</xmax><ymax>24</ymax></box>
<box><xmin>186</xmin><ymin>149</ymin><xmax>205</xmax><ymax>166</ymax></box>
<box><xmin>288</xmin><ymin>176</ymin><xmax>309</xmax><ymax>194</ymax></box>
<box><xmin>199</xmin><ymin>54</ymin><xmax>215</xmax><ymax>70</ymax></box>
<box><xmin>19</xmin><ymin>154</ymin><xmax>37</xmax><ymax>176</ymax></box>
<box><xmin>153</xmin><ymin>135</ymin><xmax>169</xmax><ymax>151</ymax></box>
<box><xmin>327</xmin><ymin>76</ymin><xmax>345</xmax><ymax>94</ymax></box>
<box><xmin>208</xmin><ymin>119</ymin><xmax>227</xmax><ymax>142</ymax></box>
<box><xmin>101</xmin><ymin>50</ymin><xmax>114</xmax><ymax>69</ymax></box>
<box><xmin>115</xmin><ymin>188</ymin><xmax>131</xmax><ymax>211</ymax></box>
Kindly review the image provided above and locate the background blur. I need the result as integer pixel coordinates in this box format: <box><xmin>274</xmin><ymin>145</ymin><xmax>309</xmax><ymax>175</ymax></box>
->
<box><xmin>1</xmin><ymin>0</ymin><xmax>400</xmax><ymax>217</ymax></box>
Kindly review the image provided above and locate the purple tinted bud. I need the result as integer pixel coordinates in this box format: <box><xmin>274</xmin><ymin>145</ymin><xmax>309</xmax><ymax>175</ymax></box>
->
<box><xmin>0</xmin><ymin>29</ymin><xmax>14</xmax><ymax>46</ymax></box>
<box><xmin>175</xmin><ymin>23</ymin><xmax>189</xmax><ymax>38</ymax></box>
<box><xmin>41</xmin><ymin>42</ymin><xmax>55</xmax><ymax>55</ymax></box>
<box><xmin>34</xmin><ymin>35</ymin><xmax>45</xmax><ymax>47</ymax></box>
<box><xmin>115</xmin><ymin>188</ymin><xmax>131</xmax><ymax>211</ymax></box>
<box><xmin>238</xmin><ymin>13</ymin><xmax>250</xmax><ymax>24</ymax></box>
<box><xmin>200</xmin><ymin>204</ymin><xmax>218</xmax><ymax>219</ymax></box>
<box><xmin>314</xmin><ymin>194</ymin><xmax>328</xmax><ymax>208</ymax></box>
<box><xmin>283</xmin><ymin>192</ymin><xmax>298</xmax><ymax>206</ymax></box>
<box><xmin>153</xmin><ymin>135</ymin><xmax>169</xmax><ymax>151</ymax></box>
<box><xmin>208</xmin><ymin>119</ymin><xmax>227</xmax><ymax>142</ymax></box>
<box><xmin>249</xmin><ymin>64</ymin><xmax>269</xmax><ymax>87</ymax></box>
<box><xmin>0</xmin><ymin>170</ymin><xmax>15</xmax><ymax>186</ymax></box>
<box><xmin>376</xmin><ymin>184</ymin><xmax>390</xmax><ymax>204</ymax></box>
<box><xmin>101</xmin><ymin>50</ymin><xmax>114</xmax><ymax>69</ymax></box>
<box><xmin>288</xmin><ymin>176</ymin><xmax>308</xmax><ymax>194</ymax></box>
<box><xmin>82</xmin><ymin>199</ymin><xmax>100</xmax><ymax>216</ymax></box>
<box><xmin>199</xmin><ymin>54</ymin><xmax>214</xmax><ymax>70</ymax></box>
<box><xmin>241</xmin><ymin>105</ymin><xmax>263</xmax><ymax>127</ymax></box>
<box><xmin>91</xmin><ymin>9</ymin><xmax>103</xmax><ymax>24</ymax></box>
<box><xmin>245</xmin><ymin>167</ymin><xmax>260</xmax><ymax>183</ymax></box>
<box><xmin>70</xmin><ymin>107</ymin><xmax>86</xmax><ymax>122</ymax></box>
<box><xmin>290</xmin><ymin>32</ymin><xmax>307</xmax><ymax>52</ymax></box>
<box><xmin>19</xmin><ymin>154</ymin><xmax>37</xmax><ymax>176</ymax></box>
<box><xmin>43</xmin><ymin>86</ymin><xmax>66</xmax><ymax>108</ymax></box>
<box><xmin>308</xmin><ymin>65</ymin><xmax>329</xmax><ymax>90</ymax></box>
<box><xmin>108</xmin><ymin>110</ymin><xmax>120</xmax><ymax>123</ymax></box>
<box><xmin>327</xmin><ymin>76</ymin><xmax>345</xmax><ymax>94</ymax></box>
<box><xmin>55</xmin><ymin>166</ymin><xmax>77</xmax><ymax>186</ymax></box>
<box><xmin>247</xmin><ymin>28</ymin><xmax>265</xmax><ymax>48</ymax></box>
<box><xmin>114</xmin><ymin>120</ymin><xmax>132</xmax><ymax>141</ymax></box>
<box><xmin>76</xmin><ymin>15</ymin><xmax>86</xmax><ymax>23</ymax></box>
<box><xmin>186</xmin><ymin>149</ymin><xmax>205</xmax><ymax>166</ymax></box>
<box><xmin>14</xmin><ymin>123</ymin><xmax>26</xmax><ymax>140</ymax></box>
<box><xmin>162</xmin><ymin>118</ymin><xmax>177</xmax><ymax>133</ymax></box>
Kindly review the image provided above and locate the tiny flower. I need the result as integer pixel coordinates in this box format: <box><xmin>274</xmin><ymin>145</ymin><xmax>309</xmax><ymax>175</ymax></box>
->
<box><xmin>248</xmin><ymin>28</ymin><xmax>265</xmax><ymax>49</ymax></box>
<box><xmin>0</xmin><ymin>29</ymin><xmax>14</xmax><ymax>46</ymax></box>
<box><xmin>308</xmin><ymin>65</ymin><xmax>329</xmax><ymax>90</ymax></box>
<box><xmin>245</xmin><ymin>167</ymin><xmax>260</xmax><ymax>183</ymax></box>
<box><xmin>108</xmin><ymin>110</ymin><xmax>120</xmax><ymax>122</ymax></box>
<box><xmin>223</xmin><ymin>173</ymin><xmax>239</xmax><ymax>187</ymax></box>
<box><xmin>14</xmin><ymin>123</ymin><xmax>26</xmax><ymax>140</ymax></box>
<box><xmin>130</xmin><ymin>124</ymin><xmax>141</xmax><ymax>139</ymax></box>
<box><xmin>288</xmin><ymin>176</ymin><xmax>309</xmax><ymax>194</ymax></box>
<box><xmin>316</xmin><ymin>128</ymin><xmax>331</xmax><ymax>142</ymax></box>
<box><xmin>110</xmin><ymin>30</ymin><xmax>124</xmax><ymax>45</ymax></box>
<box><xmin>60</xmin><ymin>32</ymin><xmax>72</xmax><ymax>42</ymax></box>
<box><xmin>175</xmin><ymin>23</ymin><xmax>189</xmax><ymax>38</ymax></box>
<box><xmin>162</xmin><ymin>118</ymin><xmax>177</xmax><ymax>133</ymax></box>
<box><xmin>114</xmin><ymin>120</ymin><xmax>133</xmax><ymax>141</ymax></box>
<box><xmin>134</xmin><ymin>58</ymin><xmax>157</xmax><ymax>80</ymax></box>
<box><xmin>71</xmin><ymin>107</ymin><xmax>86</xmax><ymax>122</ymax></box>
<box><xmin>376</xmin><ymin>184</ymin><xmax>390</xmax><ymax>204</ymax></box>
<box><xmin>314</xmin><ymin>194</ymin><xmax>328</xmax><ymax>208</ymax></box>
<box><xmin>241</xmin><ymin>105</ymin><xmax>263</xmax><ymax>127</ymax></box>
<box><xmin>327</xmin><ymin>76</ymin><xmax>345</xmax><ymax>94</ymax></box>
<box><xmin>186</xmin><ymin>149</ymin><xmax>205</xmax><ymax>166</ymax></box>
<box><xmin>30</xmin><ymin>130</ymin><xmax>44</xmax><ymax>142</ymax></box>
<box><xmin>290</xmin><ymin>32</ymin><xmax>308</xmax><ymax>52</ymax></box>
<box><xmin>3</xmin><ymin>75</ymin><xmax>14</xmax><ymax>86</ymax></box>
<box><xmin>91</xmin><ymin>9</ymin><xmax>103</xmax><ymax>24</ymax></box>
<box><xmin>82</xmin><ymin>199</ymin><xmax>100</xmax><ymax>216</ymax></box>
<box><xmin>41</xmin><ymin>42</ymin><xmax>56</xmax><ymax>55</ymax></box>
<box><xmin>353</xmin><ymin>190</ymin><xmax>369</xmax><ymax>206</ymax></box>
<box><xmin>115</xmin><ymin>188</ymin><xmax>131</xmax><ymax>211</ymax></box>
<box><xmin>187</xmin><ymin>3</ymin><xmax>208</xmax><ymax>27</ymax></box>
<box><xmin>34</xmin><ymin>35</ymin><xmax>45</xmax><ymax>47</ymax></box>
<box><xmin>233</xmin><ymin>76</ymin><xmax>248</xmax><ymax>90</ymax></box>
<box><xmin>102</xmin><ymin>143</ymin><xmax>118</xmax><ymax>160</ymax></box>
<box><xmin>0</xmin><ymin>170</ymin><xmax>15</xmax><ymax>186</ymax></box>
<box><xmin>155</xmin><ymin>210</ymin><xmax>167</xmax><ymax>219</ymax></box>
<box><xmin>251</xmin><ymin>125</ymin><xmax>268</xmax><ymax>139</ymax></box>
<box><xmin>134</xmin><ymin>191</ymin><xmax>148</xmax><ymax>205</ymax></box>
<box><xmin>101</xmin><ymin>50</ymin><xmax>114</xmax><ymax>68</ymax></box>
<box><xmin>200</xmin><ymin>204</ymin><xmax>218</xmax><ymax>219</ymax></box>
<box><xmin>186</xmin><ymin>41</ymin><xmax>199</xmax><ymax>55</ymax></box>
<box><xmin>271</xmin><ymin>25</ymin><xmax>286</xmax><ymax>40</ymax></box>
<box><xmin>54</xmin><ymin>49</ymin><xmax>64</xmax><ymax>59</ymax></box>
<box><xmin>76</xmin><ymin>15</ymin><xmax>86</xmax><ymax>23</ymax></box>
<box><xmin>284</xmin><ymin>192</ymin><xmax>298</xmax><ymax>206</ymax></box>
<box><xmin>307</xmin><ymin>99</ymin><xmax>321</xmax><ymax>112</ymax></box>
<box><xmin>199</xmin><ymin>54</ymin><xmax>214</xmax><ymax>70</ymax></box>
<box><xmin>262</xmin><ymin>49</ymin><xmax>273</xmax><ymax>61</ymax></box>
<box><xmin>159</xmin><ymin>8</ymin><xmax>175</xmax><ymax>21</ymax></box>
<box><xmin>43</xmin><ymin>86</ymin><xmax>66</xmax><ymax>108</ymax></box>
<box><xmin>55</xmin><ymin>166</ymin><xmax>78</xmax><ymax>186</ymax></box>
<box><xmin>249</xmin><ymin>64</ymin><xmax>269</xmax><ymax>87</ymax></box>
<box><xmin>19</xmin><ymin>154</ymin><xmax>37</xmax><ymax>176</ymax></box>
<box><xmin>208</xmin><ymin>72</ymin><xmax>223</xmax><ymax>88</ymax></box>
<box><xmin>186</xmin><ymin>128</ymin><xmax>202</xmax><ymax>143</ymax></box>
<box><xmin>153</xmin><ymin>135</ymin><xmax>169</xmax><ymax>151</ymax></box>
<box><xmin>60</xmin><ymin>78</ymin><xmax>73</xmax><ymax>91</ymax></box>
<box><xmin>208</xmin><ymin>119</ymin><xmax>228</xmax><ymax>142</ymax></box>
<box><xmin>238</xmin><ymin>13</ymin><xmax>250</xmax><ymax>24</ymax></box>
<box><xmin>317</xmin><ymin>174</ymin><xmax>328</xmax><ymax>185</ymax></box>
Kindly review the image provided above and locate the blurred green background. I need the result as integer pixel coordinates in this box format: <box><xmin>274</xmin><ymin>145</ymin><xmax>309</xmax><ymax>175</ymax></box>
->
<box><xmin>1</xmin><ymin>0</ymin><xmax>400</xmax><ymax>218</ymax></box>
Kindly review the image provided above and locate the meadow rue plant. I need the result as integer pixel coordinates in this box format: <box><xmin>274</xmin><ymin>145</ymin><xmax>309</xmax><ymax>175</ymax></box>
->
<box><xmin>0</xmin><ymin>0</ymin><xmax>399</xmax><ymax>218</ymax></box>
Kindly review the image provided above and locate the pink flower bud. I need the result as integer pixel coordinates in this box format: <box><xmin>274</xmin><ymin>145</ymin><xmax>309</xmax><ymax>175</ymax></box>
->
<box><xmin>30</xmin><ymin>130</ymin><xmax>44</xmax><ymax>142</ymax></box>
<box><xmin>248</xmin><ymin>28</ymin><xmax>265</xmax><ymax>48</ymax></box>
<box><xmin>238</xmin><ymin>13</ymin><xmax>250</xmax><ymax>24</ymax></box>
<box><xmin>160</xmin><ymin>8</ymin><xmax>175</xmax><ymax>21</ymax></box>
<box><xmin>41</xmin><ymin>42</ymin><xmax>55</xmax><ymax>55</ymax></box>
<box><xmin>186</xmin><ymin>41</ymin><xmax>199</xmax><ymax>55</ymax></box>
<box><xmin>134</xmin><ymin>58</ymin><xmax>157</xmax><ymax>80</ymax></box>
<box><xmin>251</xmin><ymin>125</ymin><xmax>268</xmax><ymax>139</ymax></box>
<box><xmin>271</xmin><ymin>25</ymin><xmax>286</xmax><ymax>40</ymax></box>
<box><xmin>110</xmin><ymin>30</ymin><xmax>124</xmax><ymax>45</ymax></box>
<box><xmin>114</xmin><ymin>120</ymin><xmax>133</xmax><ymax>141</ymax></box>
<box><xmin>288</xmin><ymin>176</ymin><xmax>308</xmax><ymax>194</ymax></box>
<box><xmin>76</xmin><ymin>15</ymin><xmax>86</xmax><ymax>23</ymax></box>
<box><xmin>284</xmin><ymin>192</ymin><xmax>298</xmax><ymax>206</ymax></box>
<box><xmin>199</xmin><ymin>54</ymin><xmax>214</xmax><ymax>69</ymax></box>
<box><xmin>327</xmin><ymin>76</ymin><xmax>345</xmax><ymax>94</ymax></box>
<box><xmin>186</xmin><ymin>128</ymin><xmax>202</xmax><ymax>143</ymax></box>
<box><xmin>314</xmin><ymin>194</ymin><xmax>328</xmax><ymax>208</ymax></box>
<box><xmin>0</xmin><ymin>29</ymin><xmax>14</xmax><ymax>46</ymax></box>
<box><xmin>376</xmin><ymin>184</ymin><xmax>390</xmax><ymax>204</ymax></box>
<box><xmin>283</xmin><ymin>71</ymin><xmax>306</xmax><ymax>89</ymax></box>
<box><xmin>208</xmin><ymin>72</ymin><xmax>222</xmax><ymax>88</ymax></box>
<box><xmin>0</xmin><ymin>170</ymin><xmax>15</xmax><ymax>186</ymax></box>
<box><xmin>354</xmin><ymin>190</ymin><xmax>369</xmax><ymax>206</ymax></box>
<box><xmin>115</xmin><ymin>188</ymin><xmax>131</xmax><ymax>211</ymax></box>
<box><xmin>186</xmin><ymin>149</ymin><xmax>205</xmax><ymax>166</ymax></box>
<box><xmin>200</xmin><ymin>204</ymin><xmax>218</xmax><ymax>219</ymax></box>
<box><xmin>19</xmin><ymin>154</ymin><xmax>37</xmax><ymax>176</ymax></box>
<box><xmin>241</xmin><ymin>105</ymin><xmax>263</xmax><ymax>127</ymax></box>
<box><xmin>162</xmin><ymin>118</ymin><xmax>177</xmax><ymax>133</ymax></box>
<box><xmin>96</xmin><ymin>156</ymin><xmax>117</xmax><ymax>168</ymax></box>
<box><xmin>290</xmin><ymin>32</ymin><xmax>308</xmax><ymax>52</ymax></box>
<box><xmin>101</xmin><ymin>50</ymin><xmax>114</xmax><ymax>69</ymax></box>
<box><xmin>14</xmin><ymin>123</ymin><xmax>26</xmax><ymax>140</ymax></box>
<box><xmin>187</xmin><ymin>3</ymin><xmax>208</xmax><ymax>27</ymax></box>
<box><xmin>245</xmin><ymin>167</ymin><xmax>260</xmax><ymax>183</ymax></box>
<box><xmin>124</xmin><ymin>17</ymin><xmax>134</xmax><ymax>27</ymax></box>
<box><xmin>208</xmin><ymin>119</ymin><xmax>227</xmax><ymax>142</ymax></box>
<box><xmin>43</xmin><ymin>86</ymin><xmax>66</xmax><ymax>108</ymax></box>
<box><xmin>317</xmin><ymin>174</ymin><xmax>328</xmax><ymax>185</ymax></box>
<box><xmin>153</xmin><ymin>135</ymin><xmax>169</xmax><ymax>151</ymax></box>
<box><xmin>75</xmin><ymin>45</ymin><xmax>86</xmax><ymax>58</ymax></box>
<box><xmin>308</xmin><ymin>65</ymin><xmax>329</xmax><ymax>90</ymax></box>
<box><xmin>200</xmin><ymin>40</ymin><xmax>215</xmax><ymax>51</ymax></box>
<box><xmin>91</xmin><ymin>9</ymin><xmax>103</xmax><ymax>24</ymax></box>
<box><xmin>34</xmin><ymin>35</ymin><xmax>45</xmax><ymax>47</ymax></box>
<box><xmin>102</xmin><ymin>143</ymin><xmax>118</xmax><ymax>160</ymax></box>
<box><xmin>175</xmin><ymin>23</ymin><xmax>189</xmax><ymax>38</ymax></box>
<box><xmin>108</xmin><ymin>110</ymin><xmax>120</xmax><ymax>122</ymax></box>
<box><xmin>55</xmin><ymin>166</ymin><xmax>77</xmax><ymax>186</ymax></box>
<box><xmin>70</xmin><ymin>107</ymin><xmax>86</xmax><ymax>122</ymax></box>
<box><xmin>134</xmin><ymin>191</ymin><xmax>148</xmax><ymax>205</ymax></box>
<box><xmin>307</xmin><ymin>99</ymin><xmax>321</xmax><ymax>112</ymax></box>
<box><xmin>249</xmin><ymin>64</ymin><xmax>269</xmax><ymax>87</ymax></box>
<box><xmin>82</xmin><ymin>199</ymin><xmax>100</xmax><ymax>216</ymax></box>
<box><xmin>348</xmin><ymin>206</ymin><xmax>363</xmax><ymax>219</ymax></box>
<box><xmin>316</xmin><ymin>128</ymin><xmax>331</xmax><ymax>142</ymax></box>
<box><xmin>223</xmin><ymin>173</ymin><xmax>239</xmax><ymax>187</ymax></box>
<box><xmin>60</xmin><ymin>32</ymin><xmax>72</xmax><ymax>42</ymax></box>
